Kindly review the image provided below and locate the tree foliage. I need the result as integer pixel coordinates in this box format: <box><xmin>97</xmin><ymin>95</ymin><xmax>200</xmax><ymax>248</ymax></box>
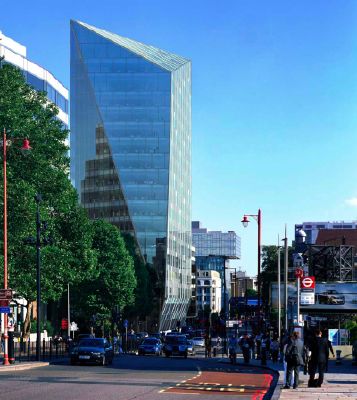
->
<box><xmin>72</xmin><ymin>220</ymin><xmax>136</xmax><ymax>324</ymax></box>
<box><xmin>261</xmin><ymin>245</ymin><xmax>293</xmax><ymax>306</ymax></box>
<box><xmin>0</xmin><ymin>63</ymin><xmax>96</xmax><ymax>305</ymax></box>
<box><xmin>0</xmin><ymin>64</ymin><xmax>137</xmax><ymax>335</ymax></box>
<box><xmin>122</xmin><ymin>233</ymin><xmax>155</xmax><ymax>320</ymax></box>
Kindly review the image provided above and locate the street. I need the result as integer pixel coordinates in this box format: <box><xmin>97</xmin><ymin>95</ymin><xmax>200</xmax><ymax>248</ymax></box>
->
<box><xmin>0</xmin><ymin>355</ymin><xmax>276</xmax><ymax>400</ymax></box>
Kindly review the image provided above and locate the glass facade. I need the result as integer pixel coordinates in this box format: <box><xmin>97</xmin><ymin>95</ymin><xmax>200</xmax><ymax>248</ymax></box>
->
<box><xmin>70</xmin><ymin>20</ymin><xmax>192</xmax><ymax>330</ymax></box>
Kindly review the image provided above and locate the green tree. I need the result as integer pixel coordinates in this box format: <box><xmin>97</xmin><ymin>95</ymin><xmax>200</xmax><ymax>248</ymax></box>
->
<box><xmin>122</xmin><ymin>233</ymin><xmax>154</xmax><ymax>320</ymax></box>
<box><xmin>245</xmin><ymin>288</ymin><xmax>257</xmax><ymax>297</ymax></box>
<box><xmin>0</xmin><ymin>63</ymin><xmax>96</xmax><ymax>336</ymax></box>
<box><xmin>260</xmin><ymin>245</ymin><xmax>293</xmax><ymax>306</ymax></box>
<box><xmin>72</xmin><ymin>220</ymin><xmax>136</xmax><ymax>330</ymax></box>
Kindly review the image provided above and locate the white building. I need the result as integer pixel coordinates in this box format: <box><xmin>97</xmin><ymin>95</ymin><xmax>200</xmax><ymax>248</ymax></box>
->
<box><xmin>295</xmin><ymin>221</ymin><xmax>357</xmax><ymax>245</ymax></box>
<box><xmin>196</xmin><ymin>270</ymin><xmax>222</xmax><ymax>313</ymax></box>
<box><xmin>0</xmin><ymin>31</ymin><xmax>68</xmax><ymax>127</ymax></box>
<box><xmin>0</xmin><ymin>31</ymin><xmax>69</xmax><ymax>335</ymax></box>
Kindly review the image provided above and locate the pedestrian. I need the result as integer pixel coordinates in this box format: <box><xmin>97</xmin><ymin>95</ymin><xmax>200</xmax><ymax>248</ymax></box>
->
<box><xmin>284</xmin><ymin>331</ymin><xmax>304</xmax><ymax>389</ymax></box>
<box><xmin>251</xmin><ymin>334</ymin><xmax>256</xmax><ymax>359</ymax></box>
<box><xmin>308</xmin><ymin>329</ymin><xmax>330</xmax><ymax>388</ymax></box>
<box><xmin>239</xmin><ymin>332</ymin><xmax>252</xmax><ymax>363</ymax></box>
<box><xmin>270</xmin><ymin>337</ymin><xmax>279</xmax><ymax>363</ymax></box>
<box><xmin>205</xmin><ymin>335</ymin><xmax>212</xmax><ymax>358</ymax></box>
<box><xmin>255</xmin><ymin>333</ymin><xmax>262</xmax><ymax>360</ymax></box>
<box><xmin>260</xmin><ymin>333</ymin><xmax>270</xmax><ymax>366</ymax></box>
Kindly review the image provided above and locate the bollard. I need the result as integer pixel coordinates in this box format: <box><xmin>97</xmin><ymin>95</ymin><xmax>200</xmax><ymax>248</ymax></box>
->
<box><xmin>213</xmin><ymin>347</ymin><xmax>217</xmax><ymax>357</ymax></box>
<box><xmin>8</xmin><ymin>331</ymin><xmax>15</xmax><ymax>364</ymax></box>
<box><xmin>49</xmin><ymin>339</ymin><xmax>52</xmax><ymax>360</ymax></box>
<box><xmin>336</xmin><ymin>349</ymin><xmax>342</xmax><ymax>365</ymax></box>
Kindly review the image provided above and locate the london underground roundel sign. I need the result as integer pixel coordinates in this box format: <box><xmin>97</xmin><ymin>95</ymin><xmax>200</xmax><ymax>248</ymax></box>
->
<box><xmin>301</xmin><ymin>276</ymin><xmax>315</xmax><ymax>289</ymax></box>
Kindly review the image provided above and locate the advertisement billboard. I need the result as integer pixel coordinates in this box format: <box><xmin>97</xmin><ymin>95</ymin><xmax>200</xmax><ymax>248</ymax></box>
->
<box><xmin>271</xmin><ymin>281</ymin><xmax>357</xmax><ymax>311</ymax></box>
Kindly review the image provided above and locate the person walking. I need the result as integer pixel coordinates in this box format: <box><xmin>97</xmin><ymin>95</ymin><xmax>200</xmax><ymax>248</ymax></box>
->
<box><xmin>308</xmin><ymin>329</ymin><xmax>330</xmax><ymax>387</ymax></box>
<box><xmin>270</xmin><ymin>337</ymin><xmax>280</xmax><ymax>363</ymax></box>
<box><xmin>205</xmin><ymin>335</ymin><xmax>212</xmax><ymax>358</ymax></box>
<box><xmin>239</xmin><ymin>333</ymin><xmax>252</xmax><ymax>363</ymax></box>
<box><xmin>260</xmin><ymin>333</ymin><xmax>270</xmax><ymax>366</ymax></box>
<box><xmin>284</xmin><ymin>331</ymin><xmax>304</xmax><ymax>389</ymax></box>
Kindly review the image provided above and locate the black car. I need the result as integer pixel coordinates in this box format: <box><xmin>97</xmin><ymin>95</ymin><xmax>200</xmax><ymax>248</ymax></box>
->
<box><xmin>70</xmin><ymin>338</ymin><xmax>114</xmax><ymax>366</ymax></box>
<box><xmin>163</xmin><ymin>335</ymin><xmax>188</xmax><ymax>358</ymax></box>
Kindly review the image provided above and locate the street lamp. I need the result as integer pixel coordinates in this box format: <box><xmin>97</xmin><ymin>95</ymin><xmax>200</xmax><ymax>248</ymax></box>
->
<box><xmin>241</xmin><ymin>209</ymin><xmax>262</xmax><ymax>330</ymax></box>
<box><xmin>1</xmin><ymin>128</ymin><xmax>31</xmax><ymax>365</ymax></box>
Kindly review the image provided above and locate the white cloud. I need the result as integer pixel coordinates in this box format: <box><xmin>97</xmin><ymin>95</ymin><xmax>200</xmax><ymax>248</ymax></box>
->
<box><xmin>345</xmin><ymin>198</ymin><xmax>357</xmax><ymax>207</ymax></box>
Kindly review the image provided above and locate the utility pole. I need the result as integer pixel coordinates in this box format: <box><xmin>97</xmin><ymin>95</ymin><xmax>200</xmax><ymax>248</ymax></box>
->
<box><xmin>35</xmin><ymin>193</ymin><xmax>42</xmax><ymax>361</ymax></box>
<box><xmin>67</xmin><ymin>283</ymin><xmax>71</xmax><ymax>339</ymax></box>
<box><xmin>277</xmin><ymin>235</ymin><xmax>281</xmax><ymax>337</ymax></box>
<box><xmin>283</xmin><ymin>225</ymin><xmax>288</xmax><ymax>332</ymax></box>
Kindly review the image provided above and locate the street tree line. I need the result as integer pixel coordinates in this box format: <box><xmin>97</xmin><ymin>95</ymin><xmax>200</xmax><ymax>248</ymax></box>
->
<box><xmin>0</xmin><ymin>64</ymin><xmax>153</xmax><ymax>336</ymax></box>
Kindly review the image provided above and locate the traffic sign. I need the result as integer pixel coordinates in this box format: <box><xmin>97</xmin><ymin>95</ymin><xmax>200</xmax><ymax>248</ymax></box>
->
<box><xmin>0</xmin><ymin>306</ymin><xmax>10</xmax><ymax>313</ymax></box>
<box><xmin>295</xmin><ymin>268</ymin><xmax>304</xmax><ymax>278</ymax></box>
<box><xmin>0</xmin><ymin>299</ymin><xmax>9</xmax><ymax>307</ymax></box>
<box><xmin>300</xmin><ymin>292</ymin><xmax>315</xmax><ymax>305</ymax></box>
<box><xmin>123</xmin><ymin>319</ymin><xmax>128</xmax><ymax>329</ymax></box>
<box><xmin>61</xmin><ymin>318</ymin><xmax>68</xmax><ymax>330</ymax></box>
<box><xmin>0</xmin><ymin>289</ymin><xmax>13</xmax><ymax>300</ymax></box>
<box><xmin>301</xmin><ymin>276</ymin><xmax>315</xmax><ymax>289</ymax></box>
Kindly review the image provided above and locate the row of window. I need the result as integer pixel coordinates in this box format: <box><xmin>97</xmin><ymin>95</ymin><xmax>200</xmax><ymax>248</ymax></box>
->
<box><xmin>26</xmin><ymin>72</ymin><xmax>68</xmax><ymax>113</ymax></box>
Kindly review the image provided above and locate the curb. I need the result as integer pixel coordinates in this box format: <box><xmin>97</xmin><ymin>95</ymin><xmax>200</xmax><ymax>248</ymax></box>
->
<box><xmin>0</xmin><ymin>362</ymin><xmax>49</xmax><ymax>372</ymax></box>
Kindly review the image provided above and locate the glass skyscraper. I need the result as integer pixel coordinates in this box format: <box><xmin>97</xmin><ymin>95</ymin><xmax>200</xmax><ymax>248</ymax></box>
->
<box><xmin>70</xmin><ymin>20</ymin><xmax>192</xmax><ymax>330</ymax></box>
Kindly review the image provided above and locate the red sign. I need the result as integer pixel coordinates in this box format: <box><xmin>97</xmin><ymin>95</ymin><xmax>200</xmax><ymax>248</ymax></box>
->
<box><xmin>61</xmin><ymin>318</ymin><xmax>68</xmax><ymax>330</ymax></box>
<box><xmin>295</xmin><ymin>268</ymin><xmax>304</xmax><ymax>278</ymax></box>
<box><xmin>301</xmin><ymin>276</ymin><xmax>315</xmax><ymax>289</ymax></box>
<box><xmin>0</xmin><ymin>299</ymin><xmax>9</xmax><ymax>307</ymax></box>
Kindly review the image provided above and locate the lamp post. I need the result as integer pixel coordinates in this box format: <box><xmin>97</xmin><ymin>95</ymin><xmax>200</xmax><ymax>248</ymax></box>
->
<box><xmin>241</xmin><ymin>209</ymin><xmax>262</xmax><ymax>330</ymax></box>
<box><xmin>1</xmin><ymin>128</ymin><xmax>31</xmax><ymax>365</ymax></box>
<box><xmin>35</xmin><ymin>193</ymin><xmax>42</xmax><ymax>361</ymax></box>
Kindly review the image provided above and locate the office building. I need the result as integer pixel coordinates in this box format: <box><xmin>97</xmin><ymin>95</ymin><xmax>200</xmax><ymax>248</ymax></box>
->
<box><xmin>230</xmin><ymin>272</ymin><xmax>254</xmax><ymax>297</ymax></box>
<box><xmin>196</xmin><ymin>270</ymin><xmax>221</xmax><ymax>313</ymax></box>
<box><xmin>192</xmin><ymin>221</ymin><xmax>241</xmax><ymax>313</ymax></box>
<box><xmin>295</xmin><ymin>221</ymin><xmax>357</xmax><ymax>245</ymax></box>
<box><xmin>0</xmin><ymin>31</ymin><xmax>68</xmax><ymax>127</ymax></box>
<box><xmin>70</xmin><ymin>20</ymin><xmax>192</xmax><ymax>330</ymax></box>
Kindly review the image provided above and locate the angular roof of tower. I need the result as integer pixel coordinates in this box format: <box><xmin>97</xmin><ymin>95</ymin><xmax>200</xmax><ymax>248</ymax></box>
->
<box><xmin>72</xmin><ymin>20</ymin><xmax>190</xmax><ymax>72</ymax></box>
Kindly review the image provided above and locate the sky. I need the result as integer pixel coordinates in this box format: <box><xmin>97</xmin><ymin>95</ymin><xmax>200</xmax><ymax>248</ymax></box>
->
<box><xmin>2</xmin><ymin>0</ymin><xmax>357</xmax><ymax>276</ymax></box>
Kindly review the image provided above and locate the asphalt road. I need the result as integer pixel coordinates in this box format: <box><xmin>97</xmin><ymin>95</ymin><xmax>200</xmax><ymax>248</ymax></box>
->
<box><xmin>0</xmin><ymin>355</ymin><xmax>277</xmax><ymax>400</ymax></box>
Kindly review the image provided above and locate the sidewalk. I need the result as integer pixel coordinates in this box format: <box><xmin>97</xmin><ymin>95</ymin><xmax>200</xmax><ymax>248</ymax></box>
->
<box><xmin>248</xmin><ymin>356</ymin><xmax>357</xmax><ymax>399</ymax></box>
<box><xmin>0</xmin><ymin>361</ymin><xmax>49</xmax><ymax>372</ymax></box>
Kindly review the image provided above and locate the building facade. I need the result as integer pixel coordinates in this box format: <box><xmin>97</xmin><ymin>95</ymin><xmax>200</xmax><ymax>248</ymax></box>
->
<box><xmin>196</xmin><ymin>270</ymin><xmax>221</xmax><ymax>313</ymax></box>
<box><xmin>0</xmin><ymin>31</ymin><xmax>68</xmax><ymax>127</ymax></box>
<box><xmin>295</xmin><ymin>221</ymin><xmax>357</xmax><ymax>245</ymax></box>
<box><xmin>70</xmin><ymin>20</ymin><xmax>192</xmax><ymax>330</ymax></box>
<box><xmin>192</xmin><ymin>221</ymin><xmax>241</xmax><ymax>314</ymax></box>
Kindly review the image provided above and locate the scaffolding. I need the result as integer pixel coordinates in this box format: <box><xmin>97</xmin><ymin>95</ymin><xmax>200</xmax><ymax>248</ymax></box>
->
<box><xmin>304</xmin><ymin>245</ymin><xmax>355</xmax><ymax>281</ymax></box>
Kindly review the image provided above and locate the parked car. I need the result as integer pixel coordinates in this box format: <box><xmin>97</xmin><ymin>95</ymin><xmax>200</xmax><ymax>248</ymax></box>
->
<box><xmin>136</xmin><ymin>332</ymin><xmax>149</xmax><ymax>341</ymax></box>
<box><xmin>317</xmin><ymin>290</ymin><xmax>345</xmax><ymax>305</ymax></box>
<box><xmin>76</xmin><ymin>333</ymin><xmax>94</xmax><ymax>342</ymax></box>
<box><xmin>70</xmin><ymin>338</ymin><xmax>114</xmax><ymax>366</ymax></box>
<box><xmin>192</xmin><ymin>337</ymin><xmax>205</xmax><ymax>347</ymax></box>
<box><xmin>163</xmin><ymin>335</ymin><xmax>188</xmax><ymax>358</ymax></box>
<box><xmin>186</xmin><ymin>340</ymin><xmax>196</xmax><ymax>356</ymax></box>
<box><xmin>138</xmin><ymin>338</ymin><xmax>162</xmax><ymax>356</ymax></box>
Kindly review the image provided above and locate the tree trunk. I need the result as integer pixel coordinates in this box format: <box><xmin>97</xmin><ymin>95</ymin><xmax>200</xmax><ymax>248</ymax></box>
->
<box><xmin>22</xmin><ymin>301</ymin><xmax>33</xmax><ymax>339</ymax></box>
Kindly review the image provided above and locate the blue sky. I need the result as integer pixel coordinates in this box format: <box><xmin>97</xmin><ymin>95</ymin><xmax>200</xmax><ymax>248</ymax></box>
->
<box><xmin>2</xmin><ymin>0</ymin><xmax>357</xmax><ymax>276</ymax></box>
